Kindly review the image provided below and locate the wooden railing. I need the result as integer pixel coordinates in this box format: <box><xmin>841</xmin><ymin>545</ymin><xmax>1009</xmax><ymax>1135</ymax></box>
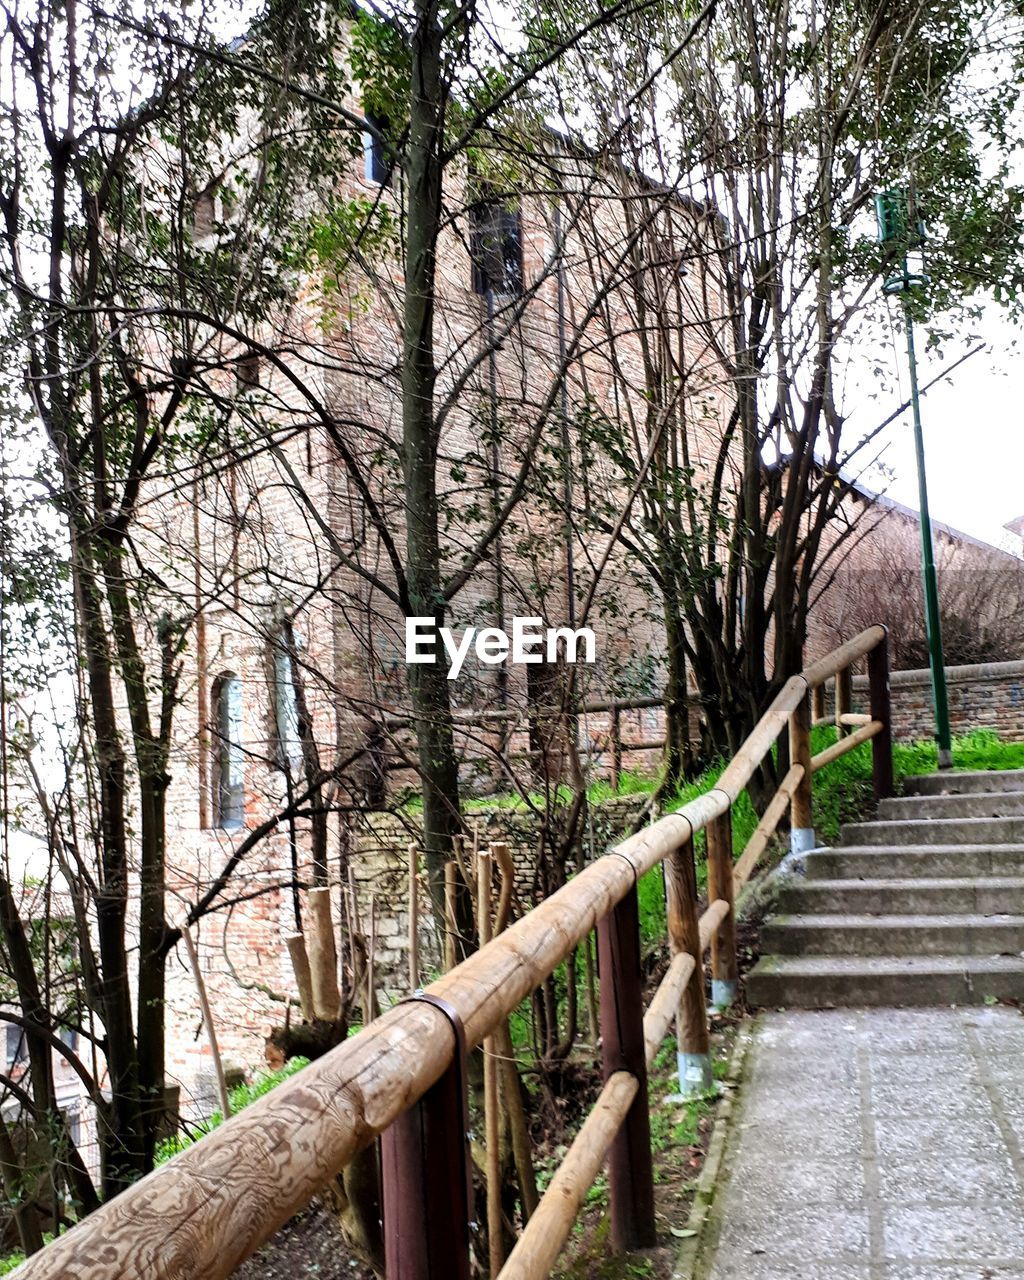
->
<box><xmin>13</xmin><ymin>626</ymin><xmax>894</xmax><ymax>1280</ymax></box>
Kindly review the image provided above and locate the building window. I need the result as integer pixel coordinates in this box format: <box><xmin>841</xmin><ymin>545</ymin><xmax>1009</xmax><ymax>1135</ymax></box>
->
<box><xmin>272</xmin><ymin>642</ymin><xmax>303</xmax><ymax>772</ymax></box>
<box><xmin>193</xmin><ymin>187</ymin><xmax>216</xmax><ymax>241</ymax></box>
<box><xmin>212</xmin><ymin>673</ymin><xmax>244</xmax><ymax>829</ymax></box>
<box><xmin>363</xmin><ymin>112</ymin><xmax>392</xmax><ymax>186</ymax></box>
<box><xmin>235</xmin><ymin>353</ymin><xmax>261</xmax><ymax>393</ymax></box>
<box><xmin>4</xmin><ymin>1025</ymin><xmax>27</xmax><ymax>1072</ymax></box>
<box><xmin>470</xmin><ymin>202</ymin><xmax>524</xmax><ymax>297</ymax></box>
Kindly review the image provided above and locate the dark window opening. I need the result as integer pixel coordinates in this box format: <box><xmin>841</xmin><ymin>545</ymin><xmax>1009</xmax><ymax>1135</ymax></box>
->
<box><xmin>470</xmin><ymin>203</ymin><xmax>524</xmax><ymax>297</ymax></box>
<box><xmin>5</xmin><ymin>1025</ymin><xmax>27</xmax><ymax>1071</ymax></box>
<box><xmin>363</xmin><ymin>112</ymin><xmax>392</xmax><ymax>186</ymax></box>
<box><xmin>235</xmin><ymin>353</ymin><xmax>261</xmax><ymax>393</ymax></box>
<box><xmin>212</xmin><ymin>673</ymin><xmax>244</xmax><ymax>829</ymax></box>
<box><xmin>193</xmin><ymin>188</ymin><xmax>216</xmax><ymax>240</ymax></box>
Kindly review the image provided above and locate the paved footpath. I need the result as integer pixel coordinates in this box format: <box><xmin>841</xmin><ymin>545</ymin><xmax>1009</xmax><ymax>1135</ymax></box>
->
<box><xmin>700</xmin><ymin>1007</ymin><xmax>1024</xmax><ymax>1280</ymax></box>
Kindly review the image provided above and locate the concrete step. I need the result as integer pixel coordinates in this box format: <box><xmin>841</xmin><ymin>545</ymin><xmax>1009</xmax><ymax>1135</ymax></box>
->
<box><xmin>761</xmin><ymin>912</ymin><xmax>1024</xmax><ymax>957</ymax></box>
<box><xmin>776</xmin><ymin>875</ymin><xmax>1024</xmax><ymax>916</ymax></box>
<box><xmin>746</xmin><ymin>953</ymin><xmax>1024</xmax><ymax>1008</ymax></box>
<box><xmin>903</xmin><ymin>769</ymin><xmax>1024</xmax><ymax>797</ymax></box>
<box><xmin>840</xmin><ymin>815</ymin><xmax>1024</xmax><ymax>847</ymax></box>
<box><xmin>879</xmin><ymin>791</ymin><xmax>1024</xmax><ymax>821</ymax></box>
<box><xmin>801</xmin><ymin>845</ymin><xmax>1024</xmax><ymax>880</ymax></box>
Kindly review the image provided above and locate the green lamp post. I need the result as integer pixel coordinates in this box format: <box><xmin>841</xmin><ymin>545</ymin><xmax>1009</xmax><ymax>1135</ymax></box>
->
<box><xmin>875</xmin><ymin>189</ymin><xmax>953</xmax><ymax>768</ymax></box>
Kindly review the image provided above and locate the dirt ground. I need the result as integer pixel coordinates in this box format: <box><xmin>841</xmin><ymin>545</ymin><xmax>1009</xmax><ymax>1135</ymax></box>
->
<box><xmin>233</xmin><ymin>1200</ymin><xmax>375</xmax><ymax>1280</ymax></box>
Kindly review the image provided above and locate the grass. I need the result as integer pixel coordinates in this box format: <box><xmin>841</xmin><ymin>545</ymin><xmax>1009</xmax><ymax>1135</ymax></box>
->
<box><xmin>399</xmin><ymin>768</ymin><xmax>656</xmax><ymax>817</ymax></box>
<box><xmin>636</xmin><ymin>726</ymin><xmax>1024</xmax><ymax>945</ymax></box>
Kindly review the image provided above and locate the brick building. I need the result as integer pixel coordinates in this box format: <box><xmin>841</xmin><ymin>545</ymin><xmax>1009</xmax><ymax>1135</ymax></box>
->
<box><xmin>142</xmin><ymin>60</ymin><xmax>737</xmax><ymax>1102</ymax></box>
<box><xmin>102</xmin><ymin>36</ymin><xmax>1024</xmax><ymax>1107</ymax></box>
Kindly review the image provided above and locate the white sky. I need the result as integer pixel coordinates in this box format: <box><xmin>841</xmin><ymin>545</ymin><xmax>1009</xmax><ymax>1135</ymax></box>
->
<box><xmin>861</xmin><ymin>306</ymin><xmax>1023</xmax><ymax>554</ymax></box>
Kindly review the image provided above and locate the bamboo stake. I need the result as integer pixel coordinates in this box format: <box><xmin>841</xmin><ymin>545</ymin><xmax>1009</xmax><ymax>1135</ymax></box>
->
<box><xmin>180</xmin><ymin>924</ymin><xmax>231</xmax><ymax>1120</ymax></box>
<box><xmin>408</xmin><ymin>844</ymin><xmax>420</xmax><ymax>991</ymax></box>
<box><xmin>444</xmin><ymin>859</ymin><xmax>458</xmax><ymax>972</ymax></box>
<box><xmin>478</xmin><ymin>848</ymin><xmax>502</xmax><ymax>1279</ymax></box>
<box><xmin>284</xmin><ymin>932</ymin><xmax>315</xmax><ymax>1022</ymax></box>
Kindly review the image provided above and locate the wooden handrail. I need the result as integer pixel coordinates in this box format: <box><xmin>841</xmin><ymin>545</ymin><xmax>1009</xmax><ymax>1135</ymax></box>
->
<box><xmin>810</xmin><ymin>719</ymin><xmax>884</xmax><ymax>773</ymax></box>
<box><xmin>12</xmin><ymin>626</ymin><xmax>893</xmax><ymax>1280</ymax></box>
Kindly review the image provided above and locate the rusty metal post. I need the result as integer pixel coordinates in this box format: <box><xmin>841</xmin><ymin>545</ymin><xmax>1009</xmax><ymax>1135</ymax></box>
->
<box><xmin>868</xmin><ymin>628</ymin><xmax>895</xmax><ymax>802</ymax></box>
<box><xmin>706</xmin><ymin>812</ymin><xmax>738</xmax><ymax>1009</ymax></box>
<box><xmin>597</xmin><ymin>882</ymin><xmax>657</xmax><ymax>1252</ymax></box>
<box><xmin>665</xmin><ymin>836</ymin><xmax>712</xmax><ymax>1096</ymax></box>
<box><xmin>381</xmin><ymin>1005</ymin><xmax>471</xmax><ymax>1280</ymax></box>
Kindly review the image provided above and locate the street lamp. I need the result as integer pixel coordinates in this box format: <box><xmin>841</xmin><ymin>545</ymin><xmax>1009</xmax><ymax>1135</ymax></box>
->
<box><xmin>875</xmin><ymin>188</ymin><xmax>953</xmax><ymax>768</ymax></box>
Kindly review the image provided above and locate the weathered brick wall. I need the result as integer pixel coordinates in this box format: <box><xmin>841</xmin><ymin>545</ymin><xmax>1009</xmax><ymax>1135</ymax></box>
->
<box><xmin>845</xmin><ymin>658</ymin><xmax>1024</xmax><ymax>743</ymax></box>
<box><xmin>350</xmin><ymin>792</ymin><xmax>650</xmax><ymax>996</ymax></box>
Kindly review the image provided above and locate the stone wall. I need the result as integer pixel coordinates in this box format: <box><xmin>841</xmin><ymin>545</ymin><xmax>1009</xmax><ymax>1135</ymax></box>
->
<box><xmin>350</xmin><ymin>792</ymin><xmax>652</xmax><ymax>996</ymax></box>
<box><xmin>848</xmin><ymin>657</ymin><xmax>1024</xmax><ymax>743</ymax></box>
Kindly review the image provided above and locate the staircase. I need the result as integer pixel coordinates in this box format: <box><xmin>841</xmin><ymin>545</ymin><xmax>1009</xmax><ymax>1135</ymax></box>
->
<box><xmin>746</xmin><ymin>768</ymin><xmax>1024</xmax><ymax>1007</ymax></box>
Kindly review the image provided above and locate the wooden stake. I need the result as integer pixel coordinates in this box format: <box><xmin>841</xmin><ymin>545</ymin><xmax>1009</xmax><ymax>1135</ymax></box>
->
<box><xmin>789</xmin><ymin>689</ymin><xmax>814</xmax><ymax>847</ymax></box>
<box><xmin>706</xmin><ymin>812</ymin><xmax>738</xmax><ymax>1008</ymax></box>
<box><xmin>307</xmin><ymin>886</ymin><xmax>341</xmax><ymax>1022</ymax></box>
<box><xmin>444</xmin><ymin>860</ymin><xmax>458</xmax><ymax>972</ymax></box>
<box><xmin>408</xmin><ymin>844</ymin><xmax>420</xmax><ymax>992</ymax></box>
<box><xmin>664</xmin><ymin>837</ymin><xmax>710</xmax><ymax>1090</ymax></box>
<box><xmin>836</xmin><ymin>664</ymin><xmax>853</xmax><ymax>738</ymax></box>
<box><xmin>180</xmin><ymin>924</ymin><xmax>231</xmax><ymax>1120</ymax></box>
<box><xmin>285</xmin><ymin>932</ymin><xmax>315</xmax><ymax>1022</ymax></box>
<box><xmin>366</xmin><ymin>894</ymin><xmax>378</xmax><ymax>1021</ymax></box>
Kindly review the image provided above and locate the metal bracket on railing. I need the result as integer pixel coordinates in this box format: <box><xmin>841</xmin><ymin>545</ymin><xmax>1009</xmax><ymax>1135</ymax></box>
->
<box><xmin>609</xmin><ymin>849</ymin><xmax>641</xmax><ymax>882</ymax></box>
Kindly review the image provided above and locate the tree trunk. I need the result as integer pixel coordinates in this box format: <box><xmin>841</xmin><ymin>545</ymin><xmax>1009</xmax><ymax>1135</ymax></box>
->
<box><xmin>402</xmin><ymin>0</ymin><xmax>468</xmax><ymax>946</ymax></box>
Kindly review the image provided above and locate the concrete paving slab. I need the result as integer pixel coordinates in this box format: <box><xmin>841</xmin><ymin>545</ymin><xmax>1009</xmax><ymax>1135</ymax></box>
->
<box><xmin>698</xmin><ymin>1008</ymin><xmax>1024</xmax><ymax>1280</ymax></box>
<box><xmin>881</xmin><ymin>1201</ymin><xmax>1024</xmax><ymax>1263</ymax></box>
<box><xmin>876</xmin><ymin>1151</ymin><xmax>1019</xmax><ymax>1204</ymax></box>
<box><xmin>725</xmin><ymin>1157</ymin><xmax>866</xmax><ymax>1207</ymax></box>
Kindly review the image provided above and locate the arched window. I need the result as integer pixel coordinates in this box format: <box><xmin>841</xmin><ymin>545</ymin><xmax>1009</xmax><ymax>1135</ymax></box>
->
<box><xmin>212</xmin><ymin>673</ymin><xmax>244</xmax><ymax>829</ymax></box>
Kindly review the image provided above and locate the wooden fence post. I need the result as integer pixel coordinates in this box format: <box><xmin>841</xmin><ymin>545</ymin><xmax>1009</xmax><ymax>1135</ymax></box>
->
<box><xmin>811</xmin><ymin>682</ymin><xmax>826</xmax><ymax>725</ymax></box>
<box><xmin>706</xmin><ymin>812</ymin><xmax>738</xmax><ymax>1010</ymax></box>
<box><xmin>664</xmin><ymin>836</ymin><xmax>712</xmax><ymax>1096</ymax></box>
<box><xmin>381</xmin><ymin>1012</ymin><xmax>471</xmax><ymax>1280</ymax></box>
<box><xmin>789</xmin><ymin>689</ymin><xmax>815</xmax><ymax>854</ymax></box>
<box><xmin>867</xmin><ymin>629</ymin><xmax>895</xmax><ymax>801</ymax></box>
<box><xmin>597</xmin><ymin>883</ymin><xmax>657</xmax><ymax>1252</ymax></box>
<box><xmin>610</xmin><ymin>705</ymin><xmax>622</xmax><ymax>791</ymax></box>
<box><xmin>836</xmin><ymin>665</ymin><xmax>853</xmax><ymax>737</ymax></box>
